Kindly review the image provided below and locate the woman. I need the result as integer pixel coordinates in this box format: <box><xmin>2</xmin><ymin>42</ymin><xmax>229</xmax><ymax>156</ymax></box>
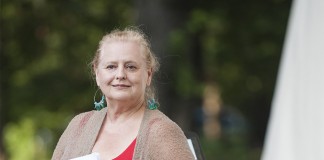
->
<box><xmin>52</xmin><ymin>28</ymin><xmax>195</xmax><ymax>160</ymax></box>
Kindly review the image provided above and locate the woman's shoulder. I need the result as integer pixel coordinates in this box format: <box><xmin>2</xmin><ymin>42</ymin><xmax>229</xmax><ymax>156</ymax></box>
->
<box><xmin>145</xmin><ymin>109</ymin><xmax>183</xmax><ymax>135</ymax></box>
<box><xmin>68</xmin><ymin>108</ymin><xmax>107</xmax><ymax>128</ymax></box>
<box><xmin>68</xmin><ymin>110</ymin><xmax>95</xmax><ymax>126</ymax></box>
<box><xmin>52</xmin><ymin>109</ymin><xmax>107</xmax><ymax>159</ymax></box>
<box><xmin>140</xmin><ymin>109</ymin><xmax>195</xmax><ymax>159</ymax></box>
<box><xmin>146</xmin><ymin>109</ymin><xmax>172</xmax><ymax>123</ymax></box>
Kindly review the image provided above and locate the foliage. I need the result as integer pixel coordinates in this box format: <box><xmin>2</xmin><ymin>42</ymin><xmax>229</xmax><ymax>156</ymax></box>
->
<box><xmin>201</xmin><ymin>135</ymin><xmax>262</xmax><ymax>160</ymax></box>
<box><xmin>4</xmin><ymin>118</ymin><xmax>40</xmax><ymax>160</ymax></box>
<box><xmin>167</xmin><ymin>0</ymin><xmax>292</xmax><ymax>150</ymax></box>
<box><xmin>1</xmin><ymin>0</ymin><xmax>133</xmax><ymax>158</ymax></box>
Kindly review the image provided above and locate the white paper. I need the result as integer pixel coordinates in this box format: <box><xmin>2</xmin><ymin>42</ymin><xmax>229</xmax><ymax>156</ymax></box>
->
<box><xmin>70</xmin><ymin>152</ymin><xmax>100</xmax><ymax>160</ymax></box>
<box><xmin>187</xmin><ymin>139</ymin><xmax>197</xmax><ymax>160</ymax></box>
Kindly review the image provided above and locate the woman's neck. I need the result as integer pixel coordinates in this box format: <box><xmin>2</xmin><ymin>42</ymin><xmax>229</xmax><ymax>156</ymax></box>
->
<box><xmin>105</xmin><ymin>99</ymin><xmax>145</xmax><ymax>125</ymax></box>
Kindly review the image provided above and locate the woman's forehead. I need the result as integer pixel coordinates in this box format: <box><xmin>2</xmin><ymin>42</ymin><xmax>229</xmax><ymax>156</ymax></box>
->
<box><xmin>99</xmin><ymin>41</ymin><xmax>146</xmax><ymax>62</ymax></box>
<box><xmin>102</xmin><ymin>40</ymin><xmax>142</xmax><ymax>52</ymax></box>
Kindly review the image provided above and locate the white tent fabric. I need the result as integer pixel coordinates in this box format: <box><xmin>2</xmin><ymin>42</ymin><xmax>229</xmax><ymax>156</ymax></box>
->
<box><xmin>262</xmin><ymin>0</ymin><xmax>324</xmax><ymax>159</ymax></box>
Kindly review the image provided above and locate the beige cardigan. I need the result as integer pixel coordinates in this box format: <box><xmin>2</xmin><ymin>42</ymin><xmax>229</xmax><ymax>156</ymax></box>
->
<box><xmin>52</xmin><ymin>108</ymin><xmax>195</xmax><ymax>160</ymax></box>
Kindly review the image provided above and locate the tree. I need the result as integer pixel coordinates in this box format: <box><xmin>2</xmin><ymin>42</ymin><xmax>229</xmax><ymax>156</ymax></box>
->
<box><xmin>1</xmin><ymin>0</ymin><xmax>133</xmax><ymax>158</ymax></box>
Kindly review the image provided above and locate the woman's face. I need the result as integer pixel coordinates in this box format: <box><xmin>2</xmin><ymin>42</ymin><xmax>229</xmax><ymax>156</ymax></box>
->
<box><xmin>95</xmin><ymin>41</ymin><xmax>152</xmax><ymax>103</ymax></box>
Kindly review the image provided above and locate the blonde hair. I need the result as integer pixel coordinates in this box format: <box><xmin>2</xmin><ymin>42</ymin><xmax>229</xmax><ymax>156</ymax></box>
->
<box><xmin>91</xmin><ymin>27</ymin><xmax>160</xmax><ymax>102</ymax></box>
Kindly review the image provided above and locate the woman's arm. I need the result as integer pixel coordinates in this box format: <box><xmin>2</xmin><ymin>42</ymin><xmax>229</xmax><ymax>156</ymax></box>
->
<box><xmin>146</xmin><ymin>118</ymin><xmax>195</xmax><ymax>160</ymax></box>
<box><xmin>51</xmin><ymin>113</ymin><xmax>86</xmax><ymax>160</ymax></box>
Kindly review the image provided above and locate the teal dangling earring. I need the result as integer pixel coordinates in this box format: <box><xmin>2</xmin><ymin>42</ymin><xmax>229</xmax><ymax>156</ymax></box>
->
<box><xmin>94</xmin><ymin>90</ymin><xmax>106</xmax><ymax>111</ymax></box>
<box><xmin>147</xmin><ymin>99</ymin><xmax>158</xmax><ymax>110</ymax></box>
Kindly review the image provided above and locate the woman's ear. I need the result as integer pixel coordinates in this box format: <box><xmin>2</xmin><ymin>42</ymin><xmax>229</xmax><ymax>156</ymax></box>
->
<box><xmin>147</xmin><ymin>68</ymin><xmax>153</xmax><ymax>86</ymax></box>
<box><xmin>94</xmin><ymin>68</ymin><xmax>100</xmax><ymax>87</ymax></box>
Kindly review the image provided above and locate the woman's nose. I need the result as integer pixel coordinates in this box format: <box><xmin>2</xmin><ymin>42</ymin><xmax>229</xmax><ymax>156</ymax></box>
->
<box><xmin>116</xmin><ymin>67</ymin><xmax>126</xmax><ymax>80</ymax></box>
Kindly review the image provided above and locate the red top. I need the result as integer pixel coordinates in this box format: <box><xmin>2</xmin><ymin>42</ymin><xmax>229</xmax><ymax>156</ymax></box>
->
<box><xmin>113</xmin><ymin>138</ymin><xmax>137</xmax><ymax>160</ymax></box>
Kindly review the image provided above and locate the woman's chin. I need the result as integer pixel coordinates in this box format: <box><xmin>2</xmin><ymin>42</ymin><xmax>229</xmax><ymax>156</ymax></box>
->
<box><xmin>108</xmin><ymin>94</ymin><xmax>132</xmax><ymax>101</ymax></box>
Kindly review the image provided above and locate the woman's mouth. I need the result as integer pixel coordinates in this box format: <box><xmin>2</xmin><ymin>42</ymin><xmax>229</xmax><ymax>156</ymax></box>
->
<box><xmin>112</xmin><ymin>84</ymin><xmax>131</xmax><ymax>89</ymax></box>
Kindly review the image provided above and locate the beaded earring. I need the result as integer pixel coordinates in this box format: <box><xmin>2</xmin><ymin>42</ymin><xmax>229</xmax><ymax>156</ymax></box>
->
<box><xmin>94</xmin><ymin>90</ymin><xmax>106</xmax><ymax>111</ymax></box>
<box><xmin>147</xmin><ymin>99</ymin><xmax>159</xmax><ymax>110</ymax></box>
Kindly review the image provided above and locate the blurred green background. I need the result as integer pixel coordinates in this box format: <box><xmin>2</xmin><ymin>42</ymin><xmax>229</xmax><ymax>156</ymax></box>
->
<box><xmin>0</xmin><ymin>0</ymin><xmax>292</xmax><ymax>159</ymax></box>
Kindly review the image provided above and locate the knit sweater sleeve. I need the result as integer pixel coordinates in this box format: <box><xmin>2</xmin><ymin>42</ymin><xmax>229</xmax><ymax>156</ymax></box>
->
<box><xmin>51</xmin><ymin>112</ymin><xmax>91</xmax><ymax>160</ymax></box>
<box><xmin>146</xmin><ymin>117</ymin><xmax>195</xmax><ymax>160</ymax></box>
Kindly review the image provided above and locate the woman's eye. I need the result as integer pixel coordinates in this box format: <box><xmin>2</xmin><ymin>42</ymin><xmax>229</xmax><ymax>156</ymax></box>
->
<box><xmin>106</xmin><ymin>65</ymin><xmax>116</xmax><ymax>69</ymax></box>
<box><xmin>126</xmin><ymin>65</ymin><xmax>137</xmax><ymax>71</ymax></box>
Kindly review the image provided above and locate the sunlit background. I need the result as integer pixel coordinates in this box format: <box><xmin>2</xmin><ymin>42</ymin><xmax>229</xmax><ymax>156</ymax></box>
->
<box><xmin>0</xmin><ymin>0</ymin><xmax>292</xmax><ymax>159</ymax></box>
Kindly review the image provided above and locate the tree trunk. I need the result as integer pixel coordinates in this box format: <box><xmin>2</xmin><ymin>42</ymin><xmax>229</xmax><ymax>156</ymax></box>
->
<box><xmin>133</xmin><ymin>0</ymin><xmax>191</xmax><ymax>130</ymax></box>
<box><xmin>0</xmin><ymin>34</ymin><xmax>6</xmax><ymax>160</ymax></box>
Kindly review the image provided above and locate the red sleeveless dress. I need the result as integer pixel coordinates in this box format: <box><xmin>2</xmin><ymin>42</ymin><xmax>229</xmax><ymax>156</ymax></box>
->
<box><xmin>113</xmin><ymin>138</ymin><xmax>137</xmax><ymax>160</ymax></box>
